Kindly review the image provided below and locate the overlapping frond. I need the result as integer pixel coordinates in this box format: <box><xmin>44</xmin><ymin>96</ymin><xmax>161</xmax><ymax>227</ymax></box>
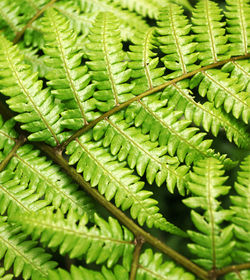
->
<box><xmin>13</xmin><ymin>208</ymin><xmax>134</xmax><ymax>268</ymax></box>
<box><xmin>125</xmin><ymin>93</ymin><xmax>236</xmax><ymax>169</ymax></box>
<box><xmin>85</xmin><ymin>12</ymin><xmax>134</xmax><ymax>110</ymax></box>
<box><xmin>20</xmin><ymin>46</ymin><xmax>51</xmax><ymax>78</ymax></box>
<box><xmin>17</xmin><ymin>0</ymin><xmax>49</xmax><ymax>13</ymax></box>
<box><xmin>128</xmin><ymin>28</ymin><xmax>165</xmax><ymax>94</ymax></box>
<box><xmin>157</xmin><ymin>4</ymin><xmax>199</xmax><ymax>79</ymax></box>
<box><xmin>137</xmin><ymin>249</ymin><xmax>195</xmax><ymax>280</ymax></box>
<box><xmin>0</xmin><ymin>0</ymin><xmax>25</xmax><ymax>40</ymax></box>
<box><xmin>0</xmin><ymin>36</ymin><xmax>71</xmax><ymax>146</ymax></box>
<box><xmin>76</xmin><ymin>0</ymin><xmax>149</xmax><ymax>40</ymax></box>
<box><xmin>192</xmin><ymin>0</ymin><xmax>230</xmax><ymax>66</ymax></box>
<box><xmin>42</xmin><ymin>8</ymin><xmax>96</xmax><ymax>129</ymax></box>
<box><xmin>225</xmin><ymin>0</ymin><xmax>250</xmax><ymax>55</ymax></box>
<box><xmin>5</xmin><ymin>144</ymin><xmax>94</xmax><ymax>216</ymax></box>
<box><xmin>0</xmin><ymin>116</ymin><xmax>18</xmax><ymax>163</ymax></box>
<box><xmin>0</xmin><ymin>170</ymin><xmax>48</xmax><ymax>217</ymax></box>
<box><xmin>162</xmin><ymin>81</ymin><xmax>250</xmax><ymax>148</ymax></box>
<box><xmin>0</xmin><ymin>220</ymin><xmax>57</xmax><ymax>280</ymax></box>
<box><xmin>53</xmin><ymin>1</ymin><xmax>93</xmax><ymax>37</ymax></box>
<box><xmin>183</xmin><ymin>158</ymin><xmax>234</xmax><ymax>270</ymax></box>
<box><xmin>48</xmin><ymin>264</ymin><xmax>129</xmax><ymax>280</ymax></box>
<box><xmin>222</xmin><ymin>60</ymin><xmax>250</xmax><ymax>91</ymax></box>
<box><xmin>126</xmin><ymin>24</ymin><xmax>236</xmax><ymax>166</ymax></box>
<box><xmin>66</xmin><ymin>132</ymin><xmax>186</xmax><ymax>236</ymax></box>
<box><xmin>230</xmin><ymin>155</ymin><xmax>250</xmax><ymax>263</ymax></box>
<box><xmin>93</xmin><ymin>113</ymin><xmax>189</xmax><ymax>195</ymax></box>
<box><xmin>0</xmin><ymin>266</ymin><xmax>13</xmax><ymax>280</ymax></box>
<box><xmin>191</xmin><ymin>69</ymin><xmax>250</xmax><ymax>123</ymax></box>
<box><xmin>110</xmin><ymin>0</ymin><xmax>164</xmax><ymax>18</ymax></box>
<box><xmin>225</xmin><ymin>270</ymin><xmax>250</xmax><ymax>280</ymax></box>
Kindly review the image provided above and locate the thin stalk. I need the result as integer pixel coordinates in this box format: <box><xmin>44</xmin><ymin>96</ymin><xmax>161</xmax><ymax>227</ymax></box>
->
<box><xmin>13</xmin><ymin>0</ymin><xmax>57</xmax><ymax>44</ymax></box>
<box><xmin>38</xmin><ymin>142</ymin><xmax>209</xmax><ymax>280</ymax></box>
<box><xmin>0</xmin><ymin>135</ymin><xmax>26</xmax><ymax>171</ymax></box>
<box><xmin>130</xmin><ymin>236</ymin><xmax>145</xmax><ymax>280</ymax></box>
<box><xmin>214</xmin><ymin>263</ymin><xmax>250</xmax><ymax>277</ymax></box>
<box><xmin>59</xmin><ymin>53</ymin><xmax>250</xmax><ymax>150</ymax></box>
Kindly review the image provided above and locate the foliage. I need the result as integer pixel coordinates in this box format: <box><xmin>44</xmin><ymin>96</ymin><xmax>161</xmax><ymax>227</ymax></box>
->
<box><xmin>0</xmin><ymin>0</ymin><xmax>249</xmax><ymax>280</ymax></box>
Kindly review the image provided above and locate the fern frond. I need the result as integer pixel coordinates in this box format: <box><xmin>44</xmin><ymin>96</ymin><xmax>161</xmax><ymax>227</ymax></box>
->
<box><xmin>171</xmin><ymin>0</ymin><xmax>193</xmax><ymax>11</ymax></box>
<box><xmin>125</xmin><ymin>93</ymin><xmax>236</xmax><ymax>169</ymax></box>
<box><xmin>66</xmin><ymin>133</ymin><xmax>186</xmax><ymax>236</ymax></box>
<box><xmin>85</xmin><ymin>12</ymin><xmax>134</xmax><ymax>110</ymax></box>
<box><xmin>0</xmin><ymin>0</ymin><xmax>25</xmax><ymax>40</ymax></box>
<box><xmin>42</xmin><ymin>8</ymin><xmax>95</xmax><ymax>129</ymax></box>
<box><xmin>6</xmin><ymin>144</ymin><xmax>94</xmax><ymax>216</ymax></box>
<box><xmin>138</xmin><ymin>248</ymin><xmax>195</xmax><ymax>280</ymax></box>
<box><xmin>53</xmin><ymin>1</ymin><xmax>93</xmax><ymax>36</ymax></box>
<box><xmin>93</xmin><ymin>112</ymin><xmax>188</xmax><ymax>194</ymax></box>
<box><xmin>0</xmin><ymin>220</ymin><xmax>57</xmax><ymax>280</ymax></box>
<box><xmin>16</xmin><ymin>0</ymin><xmax>49</xmax><ymax>14</ymax></box>
<box><xmin>157</xmin><ymin>4</ymin><xmax>199</xmax><ymax>79</ymax></box>
<box><xmin>0</xmin><ymin>116</ymin><xmax>18</xmax><ymax>163</ymax></box>
<box><xmin>19</xmin><ymin>46</ymin><xmax>51</xmax><ymax>78</ymax></box>
<box><xmin>76</xmin><ymin>0</ymin><xmax>149</xmax><ymax>41</ymax></box>
<box><xmin>191</xmin><ymin>69</ymin><xmax>250</xmax><ymax>123</ymax></box>
<box><xmin>0</xmin><ymin>266</ymin><xmax>13</xmax><ymax>280</ymax></box>
<box><xmin>128</xmin><ymin>28</ymin><xmax>165</xmax><ymax>95</ymax></box>
<box><xmin>225</xmin><ymin>270</ymin><xmax>250</xmax><ymax>280</ymax></box>
<box><xmin>222</xmin><ymin>60</ymin><xmax>250</xmax><ymax>91</ymax></box>
<box><xmin>183</xmin><ymin>158</ymin><xmax>234</xmax><ymax>270</ymax></box>
<box><xmin>110</xmin><ymin>0</ymin><xmax>165</xmax><ymax>18</ymax></box>
<box><xmin>0</xmin><ymin>36</ymin><xmax>69</xmax><ymax>146</ymax></box>
<box><xmin>192</xmin><ymin>0</ymin><xmax>230</xmax><ymax>66</ymax></box>
<box><xmin>225</xmin><ymin>0</ymin><xmax>250</xmax><ymax>56</ymax></box>
<box><xmin>0</xmin><ymin>170</ymin><xmax>48</xmax><ymax>217</ymax></box>
<box><xmin>13</xmin><ymin>208</ymin><xmax>134</xmax><ymax>268</ymax></box>
<box><xmin>162</xmin><ymin>81</ymin><xmax>250</xmax><ymax>148</ymax></box>
<box><xmin>230</xmin><ymin>155</ymin><xmax>250</xmax><ymax>263</ymax></box>
<box><xmin>48</xmin><ymin>264</ymin><xmax>129</xmax><ymax>280</ymax></box>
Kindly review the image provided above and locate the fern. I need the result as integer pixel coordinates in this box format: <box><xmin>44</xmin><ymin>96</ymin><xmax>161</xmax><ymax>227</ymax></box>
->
<box><xmin>183</xmin><ymin>158</ymin><xmax>234</xmax><ymax>270</ymax></box>
<box><xmin>230</xmin><ymin>155</ymin><xmax>250</xmax><ymax>264</ymax></box>
<box><xmin>0</xmin><ymin>0</ymin><xmax>249</xmax><ymax>279</ymax></box>
<box><xmin>0</xmin><ymin>220</ymin><xmax>57</xmax><ymax>279</ymax></box>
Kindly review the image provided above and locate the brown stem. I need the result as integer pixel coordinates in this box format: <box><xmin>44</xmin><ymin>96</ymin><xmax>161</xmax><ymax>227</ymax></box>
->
<box><xmin>59</xmin><ymin>53</ymin><xmax>250</xmax><ymax>150</ymax></box>
<box><xmin>130</xmin><ymin>236</ymin><xmax>145</xmax><ymax>280</ymax></box>
<box><xmin>37</xmin><ymin>142</ymin><xmax>209</xmax><ymax>280</ymax></box>
<box><xmin>214</xmin><ymin>263</ymin><xmax>250</xmax><ymax>277</ymax></box>
<box><xmin>13</xmin><ymin>0</ymin><xmax>57</xmax><ymax>44</ymax></box>
<box><xmin>0</xmin><ymin>135</ymin><xmax>26</xmax><ymax>172</ymax></box>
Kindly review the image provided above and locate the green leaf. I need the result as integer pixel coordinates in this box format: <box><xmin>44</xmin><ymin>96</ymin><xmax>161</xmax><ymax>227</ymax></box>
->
<box><xmin>13</xmin><ymin>208</ymin><xmax>134</xmax><ymax>269</ymax></box>
<box><xmin>183</xmin><ymin>158</ymin><xmax>234</xmax><ymax>270</ymax></box>
<box><xmin>0</xmin><ymin>36</ymin><xmax>70</xmax><ymax>146</ymax></box>
<box><xmin>93</xmin><ymin>112</ymin><xmax>188</xmax><ymax>195</ymax></box>
<box><xmin>48</xmin><ymin>264</ymin><xmax>129</xmax><ymax>280</ymax></box>
<box><xmin>225</xmin><ymin>0</ymin><xmax>250</xmax><ymax>55</ymax></box>
<box><xmin>192</xmin><ymin>0</ymin><xmax>230</xmax><ymax>66</ymax></box>
<box><xmin>86</xmin><ymin>12</ymin><xmax>134</xmax><ymax>109</ymax></box>
<box><xmin>42</xmin><ymin>8</ymin><xmax>97</xmax><ymax>129</ymax></box>
<box><xmin>230</xmin><ymin>155</ymin><xmax>250</xmax><ymax>263</ymax></box>
<box><xmin>128</xmin><ymin>27</ymin><xmax>165</xmax><ymax>95</ymax></box>
<box><xmin>191</xmin><ymin>70</ymin><xmax>250</xmax><ymax>123</ymax></box>
<box><xmin>0</xmin><ymin>220</ymin><xmax>57</xmax><ymax>280</ymax></box>
<box><xmin>163</xmin><ymin>81</ymin><xmax>250</xmax><ymax>149</ymax></box>
<box><xmin>0</xmin><ymin>116</ymin><xmax>18</xmax><ymax>163</ymax></box>
<box><xmin>66</xmin><ymin>132</ymin><xmax>186</xmax><ymax>236</ymax></box>
<box><xmin>6</xmin><ymin>144</ymin><xmax>94</xmax><ymax>217</ymax></box>
<box><xmin>137</xmin><ymin>248</ymin><xmax>195</xmax><ymax>280</ymax></box>
<box><xmin>157</xmin><ymin>4</ymin><xmax>199</xmax><ymax>79</ymax></box>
